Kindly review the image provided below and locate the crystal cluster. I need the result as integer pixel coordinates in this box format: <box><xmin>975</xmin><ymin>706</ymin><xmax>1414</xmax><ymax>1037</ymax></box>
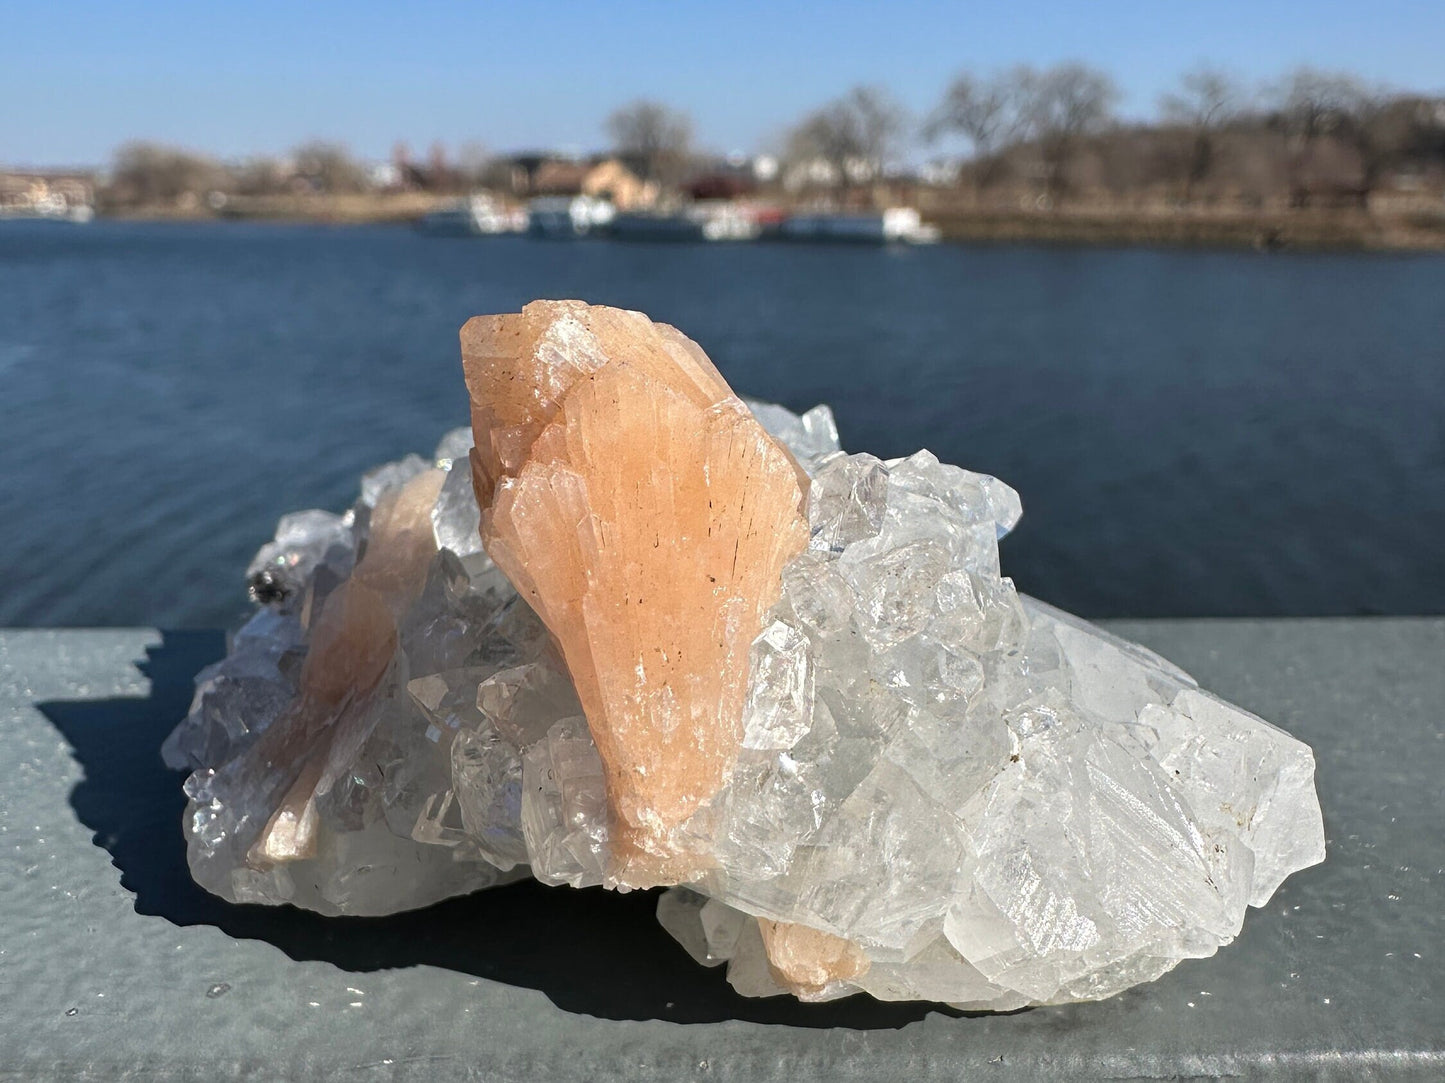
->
<box><xmin>165</xmin><ymin>302</ymin><xmax>1324</xmax><ymax>1007</ymax></box>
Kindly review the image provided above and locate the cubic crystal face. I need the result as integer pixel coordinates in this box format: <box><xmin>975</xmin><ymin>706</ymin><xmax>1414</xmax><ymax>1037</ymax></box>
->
<box><xmin>166</xmin><ymin>303</ymin><xmax>1325</xmax><ymax>1007</ymax></box>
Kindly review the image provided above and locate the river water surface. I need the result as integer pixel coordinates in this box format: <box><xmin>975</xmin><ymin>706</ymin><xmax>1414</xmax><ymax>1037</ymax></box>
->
<box><xmin>2</xmin><ymin>221</ymin><xmax>1441</xmax><ymax>627</ymax></box>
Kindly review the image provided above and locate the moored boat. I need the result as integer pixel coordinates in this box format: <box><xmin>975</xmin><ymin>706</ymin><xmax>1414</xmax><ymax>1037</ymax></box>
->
<box><xmin>527</xmin><ymin>195</ymin><xmax>615</xmax><ymax>238</ymax></box>
<box><xmin>416</xmin><ymin>194</ymin><xmax>526</xmax><ymax>237</ymax></box>
<box><xmin>608</xmin><ymin>202</ymin><xmax>773</xmax><ymax>243</ymax></box>
<box><xmin>779</xmin><ymin>207</ymin><xmax>939</xmax><ymax>245</ymax></box>
<box><xmin>609</xmin><ymin>209</ymin><xmax>706</xmax><ymax>242</ymax></box>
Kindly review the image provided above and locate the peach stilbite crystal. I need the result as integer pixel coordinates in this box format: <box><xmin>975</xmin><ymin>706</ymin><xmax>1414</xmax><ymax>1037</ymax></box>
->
<box><xmin>251</xmin><ymin>468</ymin><xmax>445</xmax><ymax>863</ymax></box>
<box><xmin>759</xmin><ymin>920</ymin><xmax>872</xmax><ymax>996</ymax></box>
<box><xmin>461</xmin><ymin>301</ymin><xmax>809</xmax><ymax>886</ymax></box>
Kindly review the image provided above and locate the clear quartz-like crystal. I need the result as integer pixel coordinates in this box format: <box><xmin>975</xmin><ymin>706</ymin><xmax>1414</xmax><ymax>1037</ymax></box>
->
<box><xmin>169</xmin><ymin>308</ymin><xmax>1324</xmax><ymax>1006</ymax></box>
<box><xmin>520</xmin><ymin>716</ymin><xmax>609</xmax><ymax>888</ymax></box>
<box><xmin>659</xmin><ymin>435</ymin><xmax>1322</xmax><ymax>1007</ymax></box>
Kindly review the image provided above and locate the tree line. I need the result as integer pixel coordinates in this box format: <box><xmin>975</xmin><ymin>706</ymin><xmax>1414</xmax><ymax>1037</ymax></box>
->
<box><xmin>919</xmin><ymin>63</ymin><xmax>1445</xmax><ymax>207</ymax></box>
<box><xmin>99</xmin><ymin>62</ymin><xmax>1445</xmax><ymax>213</ymax></box>
<box><xmin>783</xmin><ymin>64</ymin><xmax>1445</xmax><ymax>208</ymax></box>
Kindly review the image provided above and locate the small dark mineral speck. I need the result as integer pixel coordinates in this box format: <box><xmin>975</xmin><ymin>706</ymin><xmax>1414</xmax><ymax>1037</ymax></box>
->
<box><xmin>247</xmin><ymin>569</ymin><xmax>290</xmax><ymax>605</ymax></box>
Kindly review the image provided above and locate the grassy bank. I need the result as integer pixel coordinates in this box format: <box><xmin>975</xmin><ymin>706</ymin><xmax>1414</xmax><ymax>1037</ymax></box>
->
<box><xmin>105</xmin><ymin>191</ymin><xmax>450</xmax><ymax>224</ymax></box>
<box><xmin>924</xmin><ymin>207</ymin><xmax>1445</xmax><ymax>251</ymax></box>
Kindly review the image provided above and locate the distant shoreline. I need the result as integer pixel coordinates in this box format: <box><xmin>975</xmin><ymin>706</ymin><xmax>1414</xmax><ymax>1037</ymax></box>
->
<box><xmin>94</xmin><ymin>193</ymin><xmax>1445</xmax><ymax>252</ymax></box>
<box><xmin>103</xmin><ymin>190</ymin><xmax>448</xmax><ymax>225</ymax></box>
<box><xmin>925</xmin><ymin>207</ymin><xmax>1445</xmax><ymax>252</ymax></box>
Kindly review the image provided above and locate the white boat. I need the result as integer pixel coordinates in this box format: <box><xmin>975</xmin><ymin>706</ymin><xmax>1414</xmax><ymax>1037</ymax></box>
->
<box><xmin>698</xmin><ymin>203</ymin><xmax>765</xmax><ymax>242</ymax></box>
<box><xmin>527</xmin><ymin>195</ymin><xmax>614</xmax><ymax>238</ymax></box>
<box><xmin>608</xmin><ymin>203</ymin><xmax>766</xmax><ymax>243</ymax></box>
<box><xmin>609</xmin><ymin>209</ymin><xmax>706</xmax><ymax>242</ymax></box>
<box><xmin>0</xmin><ymin>196</ymin><xmax>93</xmax><ymax>223</ymax></box>
<box><xmin>780</xmin><ymin>207</ymin><xmax>938</xmax><ymax>245</ymax></box>
<box><xmin>416</xmin><ymin>194</ymin><xmax>525</xmax><ymax>237</ymax></box>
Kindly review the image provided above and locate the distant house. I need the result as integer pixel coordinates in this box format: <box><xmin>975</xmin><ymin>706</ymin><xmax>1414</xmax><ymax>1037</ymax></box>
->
<box><xmin>782</xmin><ymin>157</ymin><xmax>842</xmax><ymax>191</ymax></box>
<box><xmin>782</xmin><ymin>155</ymin><xmax>886</xmax><ymax>192</ymax></box>
<box><xmin>492</xmin><ymin>154</ymin><xmax>655</xmax><ymax>209</ymax></box>
<box><xmin>0</xmin><ymin>171</ymin><xmax>95</xmax><ymax>220</ymax></box>
<box><xmin>368</xmin><ymin>161</ymin><xmax>402</xmax><ymax>190</ymax></box>
<box><xmin>581</xmin><ymin>158</ymin><xmax>655</xmax><ymax>210</ymax></box>
<box><xmin>532</xmin><ymin>158</ymin><xmax>591</xmax><ymax>196</ymax></box>
<box><xmin>919</xmin><ymin>159</ymin><xmax>963</xmax><ymax>187</ymax></box>
<box><xmin>685</xmin><ymin>156</ymin><xmax>758</xmax><ymax>200</ymax></box>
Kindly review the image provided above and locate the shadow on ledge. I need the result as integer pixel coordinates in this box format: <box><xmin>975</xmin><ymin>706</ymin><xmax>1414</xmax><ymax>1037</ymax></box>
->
<box><xmin>38</xmin><ymin>630</ymin><xmax>965</xmax><ymax>1030</ymax></box>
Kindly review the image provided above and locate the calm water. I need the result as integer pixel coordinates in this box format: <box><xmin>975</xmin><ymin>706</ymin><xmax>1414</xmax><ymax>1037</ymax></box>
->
<box><xmin>2</xmin><ymin>220</ymin><xmax>1442</xmax><ymax>627</ymax></box>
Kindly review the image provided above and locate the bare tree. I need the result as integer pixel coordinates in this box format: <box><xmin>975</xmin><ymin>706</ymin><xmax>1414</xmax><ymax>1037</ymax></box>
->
<box><xmin>605</xmin><ymin>100</ymin><xmax>694</xmax><ymax>184</ymax></box>
<box><xmin>291</xmin><ymin>141</ymin><xmax>367</xmax><ymax>194</ymax></box>
<box><xmin>1333</xmin><ymin>86</ymin><xmax>1410</xmax><ymax>207</ymax></box>
<box><xmin>1013</xmin><ymin>63</ymin><xmax>1119</xmax><ymax>199</ymax></box>
<box><xmin>1268</xmin><ymin>67</ymin><xmax>1419</xmax><ymax>207</ymax></box>
<box><xmin>455</xmin><ymin>141</ymin><xmax>492</xmax><ymax>186</ymax></box>
<box><xmin>108</xmin><ymin>142</ymin><xmax>225</xmax><ymax>207</ymax></box>
<box><xmin>231</xmin><ymin>155</ymin><xmax>291</xmax><ymax>197</ymax></box>
<box><xmin>847</xmin><ymin>85</ymin><xmax>907</xmax><ymax>173</ymax></box>
<box><xmin>785</xmin><ymin>85</ymin><xmax>907</xmax><ymax>189</ymax></box>
<box><xmin>1273</xmin><ymin>67</ymin><xmax>1362</xmax><ymax>143</ymax></box>
<box><xmin>1159</xmin><ymin>66</ymin><xmax>1243</xmax><ymax>199</ymax></box>
<box><xmin>925</xmin><ymin>72</ymin><xmax>1021</xmax><ymax>188</ymax></box>
<box><xmin>784</xmin><ymin>110</ymin><xmax>848</xmax><ymax>187</ymax></box>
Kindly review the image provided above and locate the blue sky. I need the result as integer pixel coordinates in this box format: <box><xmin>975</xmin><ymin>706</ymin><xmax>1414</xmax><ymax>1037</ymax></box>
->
<box><xmin>4</xmin><ymin>0</ymin><xmax>1443</xmax><ymax>166</ymax></box>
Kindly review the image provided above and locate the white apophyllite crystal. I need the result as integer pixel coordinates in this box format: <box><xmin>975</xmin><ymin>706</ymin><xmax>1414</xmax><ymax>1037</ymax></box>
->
<box><xmin>165</xmin><ymin>404</ymin><xmax>1324</xmax><ymax>1006</ymax></box>
<box><xmin>656</xmin><ymin>430</ymin><xmax>1324</xmax><ymax>1008</ymax></box>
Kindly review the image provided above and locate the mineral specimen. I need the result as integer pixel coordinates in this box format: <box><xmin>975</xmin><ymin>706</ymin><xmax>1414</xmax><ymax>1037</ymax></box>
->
<box><xmin>165</xmin><ymin>301</ymin><xmax>1325</xmax><ymax>1008</ymax></box>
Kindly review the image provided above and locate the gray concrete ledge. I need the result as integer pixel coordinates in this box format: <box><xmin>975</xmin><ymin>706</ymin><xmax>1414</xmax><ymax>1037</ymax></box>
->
<box><xmin>1</xmin><ymin>620</ymin><xmax>1441</xmax><ymax>1081</ymax></box>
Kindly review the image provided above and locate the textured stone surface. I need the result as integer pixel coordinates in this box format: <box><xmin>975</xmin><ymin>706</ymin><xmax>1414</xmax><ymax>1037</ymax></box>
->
<box><xmin>3</xmin><ymin>623</ymin><xmax>1440</xmax><ymax>1080</ymax></box>
<box><xmin>159</xmin><ymin>304</ymin><xmax>1323</xmax><ymax>1006</ymax></box>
